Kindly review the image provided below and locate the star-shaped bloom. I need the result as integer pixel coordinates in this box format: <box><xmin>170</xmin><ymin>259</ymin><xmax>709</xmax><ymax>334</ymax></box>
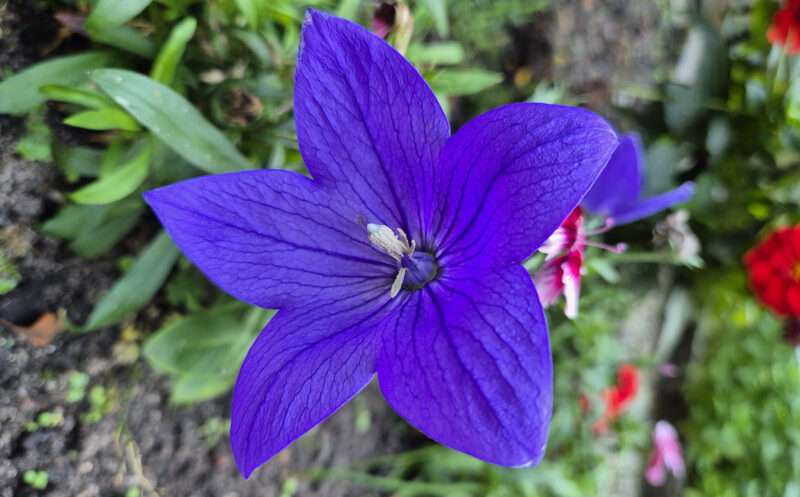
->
<box><xmin>144</xmin><ymin>9</ymin><xmax>617</xmax><ymax>476</ymax></box>
<box><xmin>582</xmin><ymin>133</ymin><xmax>694</xmax><ymax>226</ymax></box>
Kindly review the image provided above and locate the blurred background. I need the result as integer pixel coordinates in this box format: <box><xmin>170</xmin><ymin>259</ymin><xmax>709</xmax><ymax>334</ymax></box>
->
<box><xmin>1</xmin><ymin>0</ymin><xmax>799</xmax><ymax>496</ymax></box>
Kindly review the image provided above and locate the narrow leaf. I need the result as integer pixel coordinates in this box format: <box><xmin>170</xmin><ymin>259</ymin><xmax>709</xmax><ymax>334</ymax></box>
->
<box><xmin>84</xmin><ymin>231</ymin><xmax>180</xmax><ymax>330</ymax></box>
<box><xmin>86</xmin><ymin>0</ymin><xmax>153</xmax><ymax>28</ymax></box>
<box><xmin>86</xmin><ymin>25</ymin><xmax>156</xmax><ymax>58</ymax></box>
<box><xmin>0</xmin><ymin>52</ymin><xmax>113</xmax><ymax>115</ymax></box>
<box><xmin>40</xmin><ymin>85</ymin><xmax>116</xmax><ymax>110</ymax></box>
<box><xmin>64</xmin><ymin>107</ymin><xmax>142</xmax><ymax>132</ymax></box>
<box><xmin>234</xmin><ymin>0</ymin><xmax>259</xmax><ymax>30</ymax></box>
<box><xmin>42</xmin><ymin>200</ymin><xmax>144</xmax><ymax>258</ymax></box>
<box><xmin>70</xmin><ymin>143</ymin><xmax>152</xmax><ymax>205</ymax></box>
<box><xmin>428</xmin><ymin>69</ymin><xmax>503</xmax><ymax>96</ymax></box>
<box><xmin>420</xmin><ymin>0</ymin><xmax>448</xmax><ymax>36</ymax></box>
<box><xmin>407</xmin><ymin>42</ymin><xmax>464</xmax><ymax>66</ymax></box>
<box><xmin>150</xmin><ymin>17</ymin><xmax>197</xmax><ymax>86</ymax></box>
<box><xmin>336</xmin><ymin>0</ymin><xmax>360</xmax><ymax>20</ymax></box>
<box><xmin>91</xmin><ymin>69</ymin><xmax>252</xmax><ymax>172</ymax></box>
<box><xmin>52</xmin><ymin>142</ymin><xmax>103</xmax><ymax>180</ymax></box>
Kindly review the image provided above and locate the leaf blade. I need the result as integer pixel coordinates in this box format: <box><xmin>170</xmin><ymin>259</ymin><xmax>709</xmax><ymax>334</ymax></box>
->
<box><xmin>86</xmin><ymin>0</ymin><xmax>153</xmax><ymax>28</ymax></box>
<box><xmin>83</xmin><ymin>230</ymin><xmax>180</xmax><ymax>330</ymax></box>
<box><xmin>69</xmin><ymin>143</ymin><xmax>152</xmax><ymax>205</ymax></box>
<box><xmin>0</xmin><ymin>52</ymin><xmax>113</xmax><ymax>115</ymax></box>
<box><xmin>91</xmin><ymin>69</ymin><xmax>252</xmax><ymax>172</ymax></box>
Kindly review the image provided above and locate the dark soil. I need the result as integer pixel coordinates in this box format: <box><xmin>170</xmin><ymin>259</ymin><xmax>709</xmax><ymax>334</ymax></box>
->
<box><xmin>1</xmin><ymin>1</ymin><xmax>668</xmax><ymax>496</ymax></box>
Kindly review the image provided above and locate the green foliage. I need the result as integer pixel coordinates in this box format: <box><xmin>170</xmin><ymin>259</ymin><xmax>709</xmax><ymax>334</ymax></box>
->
<box><xmin>684</xmin><ymin>277</ymin><xmax>800</xmax><ymax>497</ymax></box>
<box><xmin>0</xmin><ymin>52</ymin><xmax>113</xmax><ymax>114</ymax></box>
<box><xmin>23</xmin><ymin>470</ymin><xmax>49</xmax><ymax>490</ymax></box>
<box><xmin>0</xmin><ymin>253</ymin><xmax>21</xmax><ymax>295</ymax></box>
<box><xmin>66</xmin><ymin>371</ymin><xmax>90</xmax><ymax>403</ymax></box>
<box><xmin>91</xmin><ymin>69</ymin><xmax>252</xmax><ymax>172</ymax></box>
<box><xmin>83</xmin><ymin>385</ymin><xmax>113</xmax><ymax>423</ymax></box>
<box><xmin>83</xmin><ymin>231</ymin><xmax>180</xmax><ymax>331</ymax></box>
<box><xmin>428</xmin><ymin>68</ymin><xmax>504</xmax><ymax>96</ymax></box>
<box><xmin>143</xmin><ymin>306</ymin><xmax>273</xmax><ymax>404</ymax></box>
<box><xmin>69</xmin><ymin>141</ymin><xmax>152</xmax><ymax>205</ymax></box>
<box><xmin>16</xmin><ymin>112</ymin><xmax>53</xmax><ymax>161</ymax></box>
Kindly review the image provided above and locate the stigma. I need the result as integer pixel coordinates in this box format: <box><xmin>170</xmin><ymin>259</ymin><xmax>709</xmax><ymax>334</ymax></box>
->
<box><xmin>367</xmin><ymin>224</ymin><xmax>438</xmax><ymax>298</ymax></box>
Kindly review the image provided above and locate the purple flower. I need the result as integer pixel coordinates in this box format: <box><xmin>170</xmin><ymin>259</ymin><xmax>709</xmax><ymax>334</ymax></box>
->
<box><xmin>582</xmin><ymin>133</ymin><xmax>694</xmax><ymax>226</ymax></box>
<box><xmin>144</xmin><ymin>9</ymin><xmax>617</xmax><ymax>476</ymax></box>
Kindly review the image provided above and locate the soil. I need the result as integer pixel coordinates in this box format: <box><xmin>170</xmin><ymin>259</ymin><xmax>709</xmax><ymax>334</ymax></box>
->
<box><xmin>0</xmin><ymin>1</ymin><xmax>671</xmax><ymax>496</ymax></box>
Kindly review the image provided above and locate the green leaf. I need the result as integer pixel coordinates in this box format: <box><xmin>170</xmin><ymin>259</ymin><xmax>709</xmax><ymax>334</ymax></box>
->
<box><xmin>420</xmin><ymin>0</ymin><xmax>448</xmax><ymax>36</ymax></box>
<box><xmin>665</xmin><ymin>20</ymin><xmax>727</xmax><ymax>131</ymax></box>
<box><xmin>64</xmin><ymin>107</ymin><xmax>142</xmax><ymax>132</ymax></box>
<box><xmin>407</xmin><ymin>42</ymin><xmax>464</xmax><ymax>66</ymax></box>
<box><xmin>0</xmin><ymin>52</ymin><xmax>113</xmax><ymax>115</ymax></box>
<box><xmin>234</xmin><ymin>0</ymin><xmax>259</xmax><ymax>30</ymax></box>
<box><xmin>143</xmin><ymin>306</ymin><xmax>273</xmax><ymax>403</ymax></box>
<box><xmin>69</xmin><ymin>142</ymin><xmax>152</xmax><ymax>205</ymax></box>
<box><xmin>87</xmin><ymin>24</ymin><xmax>156</xmax><ymax>58</ymax></box>
<box><xmin>150</xmin><ymin>17</ymin><xmax>197</xmax><ymax>86</ymax></box>
<box><xmin>83</xmin><ymin>230</ymin><xmax>180</xmax><ymax>331</ymax></box>
<box><xmin>16</xmin><ymin>113</ymin><xmax>52</xmax><ymax>161</ymax></box>
<box><xmin>428</xmin><ymin>69</ymin><xmax>503</xmax><ymax>96</ymax></box>
<box><xmin>40</xmin><ymin>84</ymin><xmax>116</xmax><ymax>110</ymax></box>
<box><xmin>336</xmin><ymin>0</ymin><xmax>360</xmax><ymax>20</ymax></box>
<box><xmin>86</xmin><ymin>0</ymin><xmax>153</xmax><ymax>28</ymax></box>
<box><xmin>91</xmin><ymin>69</ymin><xmax>252</xmax><ymax>172</ymax></box>
<box><xmin>0</xmin><ymin>253</ymin><xmax>20</xmax><ymax>295</ymax></box>
<box><xmin>52</xmin><ymin>142</ymin><xmax>103</xmax><ymax>181</ymax></box>
<box><xmin>42</xmin><ymin>199</ymin><xmax>145</xmax><ymax>258</ymax></box>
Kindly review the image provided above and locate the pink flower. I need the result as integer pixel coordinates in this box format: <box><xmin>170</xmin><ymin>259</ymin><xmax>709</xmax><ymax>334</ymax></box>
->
<box><xmin>645</xmin><ymin>421</ymin><xmax>685</xmax><ymax>486</ymax></box>
<box><xmin>534</xmin><ymin>207</ymin><xmax>624</xmax><ymax>318</ymax></box>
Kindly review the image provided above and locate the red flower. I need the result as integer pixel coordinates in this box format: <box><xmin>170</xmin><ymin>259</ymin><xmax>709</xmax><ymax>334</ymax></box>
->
<box><xmin>768</xmin><ymin>0</ymin><xmax>800</xmax><ymax>54</ymax></box>
<box><xmin>744</xmin><ymin>226</ymin><xmax>800</xmax><ymax>317</ymax></box>
<box><xmin>594</xmin><ymin>364</ymin><xmax>639</xmax><ymax>433</ymax></box>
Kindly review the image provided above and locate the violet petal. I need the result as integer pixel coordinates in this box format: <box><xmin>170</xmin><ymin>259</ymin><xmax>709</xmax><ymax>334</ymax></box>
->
<box><xmin>430</xmin><ymin>103</ymin><xmax>617</xmax><ymax>270</ymax></box>
<box><xmin>144</xmin><ymin>170</ymin><xmax>395</xmax><ymax>309</ymax></box>
<box><xmin>376</xmin><ymin>265</ymin><xmax>552</xmax><ymax>466</ymax></box>
<box><xmin>295</xmin><ymin>9</ymin><xmax>450</xmax><ymax>242</ymax></box>
<box><xmin>611</xmin><ymin>182</ymin><xmax>695</xmax><ymax>226</ymax></box>
<box><xmin>231</xmin><ymin>289</ymin><xmax>394</xmax><ymax>477</ymax></box>
<box><xmin>582</xmin><ymin>133</ymin><xmax>643</xmax><ymax>215</ymax></box>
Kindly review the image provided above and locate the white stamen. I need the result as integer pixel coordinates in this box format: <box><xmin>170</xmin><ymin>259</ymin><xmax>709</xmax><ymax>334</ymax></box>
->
<box><xmin>367</xmin><ymin>223</ymin><xmax>414</xmax><ymax>261</ymax></box>
<box><xmin>390</xmin><ymin>268</ymin><xmax>407</xmax><ymax>298</ymax></box>
<box><xmin>367</xmin><ymin>223</ymin><xmax>416</xmax><ymax>299</ymax></box>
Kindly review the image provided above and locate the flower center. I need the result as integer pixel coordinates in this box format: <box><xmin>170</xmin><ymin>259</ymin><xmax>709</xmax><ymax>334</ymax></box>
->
<box><xmin>367</xmin><ymin>223</ymin><xmax>439</xmax><ymax>297</ymax></box>
<box><xmin>793</xmin><ymin>262</ymin><xmax>800</xmax><ymax>282</ymax></box>
<box><xmin>401</xmin><ymin>250</ymin><xmax>439</xmax><ymax>290</ymax></box>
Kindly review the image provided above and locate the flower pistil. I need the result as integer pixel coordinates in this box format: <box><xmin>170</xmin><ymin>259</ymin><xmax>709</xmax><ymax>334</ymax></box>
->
<box><xmin>367</xmin><ymin>223</ymin><xmax>438</xmax><ymax>297</ymax></box>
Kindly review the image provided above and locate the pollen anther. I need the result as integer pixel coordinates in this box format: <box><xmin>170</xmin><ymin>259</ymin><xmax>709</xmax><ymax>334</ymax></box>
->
<box><xmin>367</xmin><ymin>223</ymin><xmax>415</xmax><ymax>261</ymax></box>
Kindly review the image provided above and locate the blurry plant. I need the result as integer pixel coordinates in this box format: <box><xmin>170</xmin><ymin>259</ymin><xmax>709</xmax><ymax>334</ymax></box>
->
<box><xmin>0</xmin><ymin>253</ymin><xmax>20</xmax><ymax>295</ymax></box>
<box><xmin>25</xmin><ymin>409</ymin><xmax>65</xmax><ymax>432</ymax></box>
<box><xmin>65</xmin><ymin>371</ymin><xmax>90</xmax><ymax>402</ymax></box>
<box><xmin>22</xmin><ymin>469</ymin><xmax>49</xmax><ymax>490</ymax></box>
<box><xmin>683</xmin><ymin>275</ymin><xmax>800</xmax><ymax>497</ymax></box>
<box><xmin>82</xmin><ymin>384</ymin><xmax>113</xmax><ymax>423</ymax></box>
